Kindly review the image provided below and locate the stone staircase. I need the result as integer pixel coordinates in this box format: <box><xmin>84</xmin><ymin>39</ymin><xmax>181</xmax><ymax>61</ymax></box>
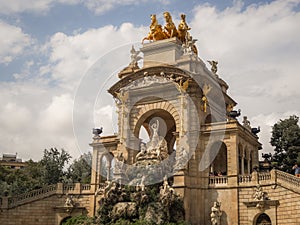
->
<box><xmin>0</xmin><ymin>183</ymin><xmax>92</xmax><ymax>209</ymax></box>
<box><xmin>1</xmin><ymin>170</ymin><xmax>300</xmax><ymax>209</ymax></box>
<box><xmin>207</xmin><ymin>168</ymin><xmax>300</xmax><ymax>191</ymax></box>
<box><xmin>275</xmin><ymin>169</ymin><xmax>300</xmax><ymax>193</ymax></box>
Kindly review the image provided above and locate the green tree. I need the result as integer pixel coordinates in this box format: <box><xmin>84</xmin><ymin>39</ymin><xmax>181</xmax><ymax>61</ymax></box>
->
<box><xmin>271</xmin><ymin>115</ymin><xmax>300</xmax><ymax>173</ymax></box>
<box><xmin>67</xmin><ymin>152</ymin><xmax>92</xmax><ymax>183</ymax></box>
<box><xmin>0</xmin><ymin>148</ymin><xmax>72</xmax><ymax>196</ymax></box>
<box><xmin>0</xmin><ymin>161</ymin><xmax>44</xmax><ymax>196</ymax></box>
<box><xmin>40</xmin><ymin>148</ymin><xmax>71</xmax><ymax>184</ymax></box>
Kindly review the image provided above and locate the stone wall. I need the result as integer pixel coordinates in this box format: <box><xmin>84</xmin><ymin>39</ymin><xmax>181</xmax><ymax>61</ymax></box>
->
<box><xmin>1</xmin><ymin>194</ymin><xmax>65</xmax><ymax>225</ymax></box>
<box><xmin>0</xmin><ymin>183</ymin><xmax>93</xmax><ymax>225</ymax></box>
<box><xmin>0</xmin><ymin>194</ymin><xmax>92</xmax><ymax>225</ymax></box>
<box><xmin>239</xmin><ymin>170</ymin><xmax>300</xmax><ymax>225</ymax></box>
<box><xmin>188</xmin><ymin>187</ymin><xmax>239</xmax><ymax>225</ymax></box>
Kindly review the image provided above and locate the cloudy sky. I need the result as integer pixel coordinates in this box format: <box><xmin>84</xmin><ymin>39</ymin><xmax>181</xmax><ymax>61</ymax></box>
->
<box><xmin>0</xmin><ymin>0</ymin><xmax>299</xmax><ymax>161</ymax></box>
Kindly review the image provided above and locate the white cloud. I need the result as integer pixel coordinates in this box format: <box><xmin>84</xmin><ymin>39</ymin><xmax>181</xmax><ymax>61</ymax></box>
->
<box><xmin>37</xmin><ymin>94</ymin><xmax>73</xmax><ymax>134</ymax></box>
<box><xmin>191</xmin><ymin>0</ymin><xmax>300</xmax><ymax>112</ymax></box>
<box><xmin>76</xmin><ymin>0</ymin><xmax>170</xmax><ymax>15</ymax></box>
<box><xmin>0</xmin><ymin>81</ymin><xmax>80</xmax><ymax>161</ymax></box>
<box><xmin>44</xmin><ymin>23</ymin><xmax>146</xmax><ymax>90</ymax></box>
<box><xmin>0</xmin><ymin>0</ymin><xmax>80</xmax><ymax>15</ymax></box>
<box><xmin>0</xmin><ymin>23</ymin><xmax>147</xmax><ymax>160</ymax></box>
<box><xmin>0</xmin><ymin>21</ymin><xmax>32</xmax><ymax>64</ymax></box>
<box><xmin>189</xmin><ymin>0</ymin><xmax>300</xmax><ymax>156</ymax></box>
<box><xmin>83</xmin><ymin>0</ymin><xmax>146</xmax><ymax>15</ymax></box>
<box><xmin>0</xmin><ymin>0</ymin><xmax>169</xmax><ymax>15</ymax></box>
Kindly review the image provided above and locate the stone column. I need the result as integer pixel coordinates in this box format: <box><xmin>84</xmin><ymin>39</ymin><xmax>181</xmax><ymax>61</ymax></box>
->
<box><xmin>106</xmin><ymin>159</ymin><xmax>112</xmax><ymax>181</ymax></box>
<box><xmin>241</xmin><ymin>149</ymin><xmax>245</xmax><ymax>175</ymax></box>
<box><xmin>90</xmin><ymin>147</ymin><xmax>99</xmax><ymax>192</ymax></box>
<box><xmin>247</xmin><ymin>158</ymin><xmax>251</xmax><ymax>175</ymax></box>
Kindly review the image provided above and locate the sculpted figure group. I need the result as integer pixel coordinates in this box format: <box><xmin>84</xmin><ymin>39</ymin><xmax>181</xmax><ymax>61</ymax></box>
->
<box><xmin>135</xmin><ymin>120</ymin><xmax>169</xmax><ymax>163</ymax></box>
<box><xmin>142</xmin><ymin>12</ymin><xmax>197</xmax><ymax>55</ymax></box>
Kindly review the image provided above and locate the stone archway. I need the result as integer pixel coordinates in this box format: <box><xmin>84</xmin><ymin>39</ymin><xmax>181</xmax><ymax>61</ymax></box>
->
<box><xmin>60</xmin><ymin>216</ymin><xmax>72</xmax><ymax>225</ymax></box>
<box><xmin>134</xmin><ymin>108</ymin><xmax>177</xmax><ymax>154</ymax></box>
<box><xmin>209</xmin><ymin>141</ymin><xmax>227</xmax><ymax>176</ymax></box>
<box><xmin>99</xmin><ymin>153</ymin><xmax>114</xmax><ymax>182</ymax></box>
<box><xmin>132</xmin><ymin>100</ymin><xmax>180</xmax><ymax>137</ymax></box>
<box><xmin>254</xmin><ymin>213</ymin><xmax>272</xmax><ymax>225</ymax></box>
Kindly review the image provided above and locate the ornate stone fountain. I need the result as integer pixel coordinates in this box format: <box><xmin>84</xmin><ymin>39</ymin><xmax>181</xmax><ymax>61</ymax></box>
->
<box><xmin>95</xmin><ymin>120</ymin><xmax>184</xmax><ymax>224</ymax></box>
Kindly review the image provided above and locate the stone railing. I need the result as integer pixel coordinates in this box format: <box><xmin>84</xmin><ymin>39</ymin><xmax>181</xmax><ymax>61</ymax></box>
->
<box><xmin>237</xmin><ymin>170</ymin><xmax>300</xmax><ymax>191</ymax></box>
<box><xmin>8</xmin><ymin>184</ymin><xmax>57</xmax><ymax>208</ymax></box>
<box><xmin>238</xmin><ymin>175</ymin><xmax>252</xmax><ymax>183</ymax></box>
<box><xmin>82</xmin><ymin>184</ymin><xmax>91</xmax><ymax>191</ymax></box>
<box><xmin>209</xmin><ymin>176</ymin><xmax>228</xmax><ymax>186</ymax></box>
<box><xmin>238</xmin><ymin>172</ymin><xmax>272</xmax><ymax>184</ymax></box>
<box><xmin>63</xmin><ymin>183</ymin><xmax>75</xmax><ymax>191</ymax></box>
<box><xmin>275</xmin><ymin>169</ymin><xmax>300</xmax><ymax>188</ymax></box>
<box><xmin>1</xmin><ymin>183</ymin><xmax>92</xmax><ymax>209</ymax></box>
<box><xmin>258</xmin><ymin>172</ymin><xmax>271</xmax><ymax>181</ymax></box>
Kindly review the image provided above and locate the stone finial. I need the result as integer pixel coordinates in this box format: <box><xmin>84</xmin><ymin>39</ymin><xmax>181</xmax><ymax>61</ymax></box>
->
<box><xmin>93</xmin><ymin>127</ymin><xmax>103</xmax><ymax>137</ymax></box>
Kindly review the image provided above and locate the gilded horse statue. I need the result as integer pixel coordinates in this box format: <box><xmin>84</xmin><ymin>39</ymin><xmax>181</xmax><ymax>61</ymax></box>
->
<box><xmin>177</xmin><ymin>14</ymin><xmax>191</xmax><ymax>43</ymax></box>
<box><xmin>163</xmin><ymin>12</ymin><xmax>177</xmax><ymax>38</ymax></box>
<box><xmin>142</xmin><ymin>14</ymin><xmax>167</xmax><ymax>43</ymax></box>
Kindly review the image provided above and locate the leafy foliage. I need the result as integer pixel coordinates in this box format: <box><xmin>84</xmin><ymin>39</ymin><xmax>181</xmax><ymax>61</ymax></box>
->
<box><xmin>67</xmin><ymin>152</ymin><xmax>92</xmax><ymax>183</ymax></box>
<box><xmin>0</xmin><ymin>148</ymin><xmax>92</xmax><ymax>196</ymax></box>
<box><xmin>40</xmin><ymin>148</ymin><xmax>71</xmax><ymax>184</ymax></box>
<box><xmin>0</xmin><ymin>160</ymin><xmax>45</xmax><ymax>196</ymax></box>
<box><xmin>61</xmin><ymin>215</ymin><xmax>95</xmax><ymax>225</ymax></box>
<box><xmin>271</xmin><ymin>115</ymin><xmax>300</xmax><ymax>173</ymax></box>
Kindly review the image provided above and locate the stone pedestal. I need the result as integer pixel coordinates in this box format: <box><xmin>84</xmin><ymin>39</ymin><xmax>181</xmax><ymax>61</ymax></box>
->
<box><xmin>172</xmin><ymin>170</ymin><xmax>186</xmax><ymax>197</ymax></box>
<box><xmin>141</xmin><ymin>37</ymin><xmax>183</xmax><ymax>67</ymax></box>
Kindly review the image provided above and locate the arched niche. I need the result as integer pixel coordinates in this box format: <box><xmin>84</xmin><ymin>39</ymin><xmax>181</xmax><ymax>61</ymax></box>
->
<box><xmin>99</xmin><ymin>152</ymin><xmax>114</xmax><ymax>182</ymax></box>
<box><xmin>254</xmin><ymin>213</ymin><xmax>272</xmax><ymax>225</ymax></box>
<box><xmin>134</xmin><ymin>109</ymin><xmax>177</xmax><ymax>154</ymax></box>
<box><xmin>204</xmin><ymin>114</ymin><xmax>217</xmax><ymax>124</ymax></box>
<box><xmin>60</xmin><ymin>216</ymin><xmax>72</xmax><ymax>225</ymax></box>
<box><xmin>209</xmin><ymin>141</ymin><xmax>227</xmax><ymax>176</ymax></box>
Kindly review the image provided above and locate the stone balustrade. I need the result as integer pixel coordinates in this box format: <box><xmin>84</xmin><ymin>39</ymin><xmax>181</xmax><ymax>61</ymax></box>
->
<box><xmin>0</xmin><ymin>183</ymin><xmax>92</xmax><ymax>209</ymax></box>
<box><xmin>82</xmin><ymin>184</ymin><xmax>91</xmax><ymax>191</ymax></box>
<box><xmin>237</xmin><ymin>170</ymin><xmax>300</xmax><ymax>191</ymax></box>
<box><xmin>258</xmin><ymin>172</ymin><xmax>271</xmax><ymax>181</ymax></box>
<box><xmin>8</xmin><ymin>184</ymin><xmax>57</xmax><ymax>208</ymax></box>
<box><xmin>275</xmin><ymin>169</ymin><xmax>300</xmax><ymax>190</ymax></box>
<box><xmin>209</xmin><ymin>176</ymin><xmax>228</xmax><ymax>186</ymax></box>
<box><xmin>63</xmin><ymin>183</ymin><xmax>75</xmax><ymax>191</ymax></box>
<box><xmin>238</xmin><ymin>175</ymin><xmax>252</xmax><ymax>183</ymax></box>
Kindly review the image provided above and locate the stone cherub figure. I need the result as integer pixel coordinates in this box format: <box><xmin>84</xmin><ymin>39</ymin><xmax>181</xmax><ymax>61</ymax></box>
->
<box><xmin>210</xmin><ymin>201</ymin><xmax>222</xmax><ymax>225</ymax></box>
<box><xmin>64</xmin><ymin>194</ymin><xmax>74</xmax><ymax>207</ymax></box>
<box><xmin>201</xmin><ymin>83</ymin><xmax>212</xmax><ymax>112</ymax></box>
<box><xmin>207</xmin><ymin>60</ymin><xmax>218</xmax><ymax>74</ymax></box>
<box><xmin>129</xmin><ymin>45</ymin><xmax>142</xmax><ymax>68</ymax></box>
<box><xmin>242</xmin><ymin>116</ymin><xmax>251</xmax><ymax>130</ymax></box>
<box><xmin>253</xmin><ymin>184</ymin><xmax>269</xmax><ymax>201</ymax></box>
